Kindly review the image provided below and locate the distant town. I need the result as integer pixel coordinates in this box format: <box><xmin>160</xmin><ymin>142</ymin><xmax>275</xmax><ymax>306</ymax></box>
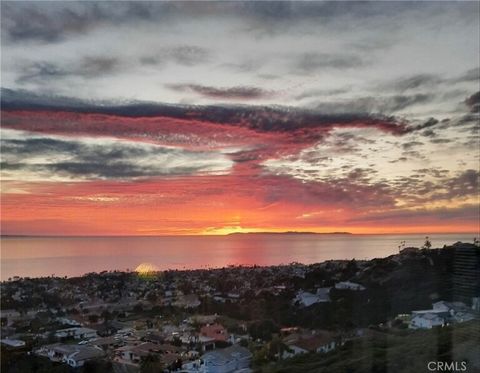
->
<box><xmin>1</xmin><ymin>242</ymin><xmax>479</xmax><ymax>373</ymax></box>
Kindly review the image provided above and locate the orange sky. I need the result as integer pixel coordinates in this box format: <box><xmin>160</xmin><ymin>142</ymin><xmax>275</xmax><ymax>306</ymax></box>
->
<box><xmin>1</xmin><ymin>170</ymin><xmax>478</xmax><ymax>236</ymax></box>
<box><xmin>1</xmin><ymin>106</ymin><xmax>478</xmax><ymax>236</ymax></box>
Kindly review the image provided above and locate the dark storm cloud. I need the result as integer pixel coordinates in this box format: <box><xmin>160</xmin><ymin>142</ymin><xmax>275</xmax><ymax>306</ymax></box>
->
<box><xmin>1</xmin><ymin>88</ymin><xmax>89</xmax><ymax>109</ymax></box>
<box><xmin>167</xmin><ymin>84</ymin><xmax>271</xmax><ymax>100</ymax></box>
<box><xmin>1</xmin><ymin>88</ymin><xmax>409</xmax><ymax>136</ymax></box>
<box><xmin>1</xmin><ymin>135</ymin><xmax>229</xmax><ymax>180</ymax></box>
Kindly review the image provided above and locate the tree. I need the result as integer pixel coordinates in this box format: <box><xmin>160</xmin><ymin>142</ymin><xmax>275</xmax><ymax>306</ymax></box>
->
<box><xmin>267</xmin><ymin>335</ymin><xmax>289</xmax><ymax>361</ymax></box>
<box><xmin>88</xmin><ymin>314</ymin><xmax>99</xmax><ymax>324</ymax></box>
<box><xmin>140</xmin><ymin>354</ymin><xmax>164</xmax><ymax>373</ymax></box>
<box><xmin>101</xmin><ymin>310</ymin><xmax>112</xmax><ymax>322</ymax></box>
<box><xmin>248</xmin><ymin>319</ymin><xmax>279</xmax><ymax>342</ymax></box>
<box><xmin>343</xmin><ymin>259</ymin><xmax>359</xmax><ymax>279</ymax></box>
<box><xmin>423</xmin><ymin>236</ymin><xmax>432</xmax><ymax>250</ymax></box>
<box><xmin>82</xmin><ymin>360</ymin><xmax>114</xmax><ymax>373</ymax></box>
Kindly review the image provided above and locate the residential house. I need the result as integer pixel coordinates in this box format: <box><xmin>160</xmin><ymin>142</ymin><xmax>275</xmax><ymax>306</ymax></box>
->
<box><xmin>0</xmin><ymin>339</ymin><xmax>26</xmax><ymax>348</ymax></box>
<box><xmin>65</xmin><ymin>346</ymin><xmax>105</xmax><ymax>368</ymax></box>
<box><xmin>115</xmin><ymin>342</ymin><xmax>161</xmax><ymax>365</ymax></box>
<box><xmin>201</xmin><ymin>344</ymin><xmax>252</xmax><ymax>373</ymax></box>
<box><xmin>282</xmin><ymin>331</ymin><xmax>337</xmax><ymax>358</ymax></box>
<box><xmin>293</xmin><ymin>288</ymin><xmax>330</xmax><ymax>307</ymax></box>
<box><xmin>410</xmin><ymin>313</ymin><xmax>445</xmax><ymax>329</ymax></box>
<box><xmin>198</xmin><ymin>335</ymin><xmax>217</xmax><ymax>352</ymax></box>
<box><xmin>88</xmin><ymin>336</ymin><xmax>123</xmax><ymax>351</ymax></box>
<box><xmin>55</xmin><ymin>327</ymin><xmax>98</xmax><ymax>340</ymax></box>
<box><xmin>200</xmin><ymin>324</ymin><xmax>229</xmax><ymax>342</ymax></box>
<box><xmin>409</xmin><ymin>300</ymin><xmax>476</xmax><ymax>329</ymax></box>
<box><xmin>36</xmin><ymin>343</ymin><xmax>104</xmax><ymax>367</ymax></box>
<box><xmin>335</xmin><ymin>281</ymin><xmax>366</xmax><ymax>291</ymax></box>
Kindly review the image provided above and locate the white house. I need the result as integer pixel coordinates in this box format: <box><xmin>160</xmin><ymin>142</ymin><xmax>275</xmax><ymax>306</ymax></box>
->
<box><xmin>0</xmin><ymin>339</ymin><xmax>26</xmax><ymax>348</ymax></box>
<box><xmin>115</xmin><ymin>342</ymin><xmax>163</xmax><ymax>365</ymax></box>
<box><xmin>36</xmin><ymin>343</ymin><xmax>104</xmax><ymax>367</ymax></box>
<box><xmin>409</xmin><ymin>300</ymin><xmax>475</xmax><ymax>329</ymax></box>
<box><xmin>65</xmin><ymin>346</ymin><xmax>105</xmax><ymax>368</ymax></box>
<box><xmin>293</xmin><ymin>288</ymin><xmax>331</xmax><ymax>307</ymax></box>
<box><xmin>55</xmin><ymin>327</ymin><xmax>98</xmax><ymax>340</ymax></box>
<box><xmin>433</xmin><ymin>301</ymin><xmax>470</xmax><ymax>314</ymax></box>
<box><xmin>409</xmin><ymin>313</ymin><xmax>445</xmax><ymax>329</ymax></box>
<box><xmin>57</xmin><ymin>317</ymin><xmax>82</xmax><ymax>327</ymax></box>
<box><xmin>335</xmin><ymin>281</ymin><xmax>366</xmax><ymax>291</ymax></box>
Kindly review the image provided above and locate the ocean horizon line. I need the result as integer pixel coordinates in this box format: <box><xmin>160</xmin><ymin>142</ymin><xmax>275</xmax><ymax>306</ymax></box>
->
<box><xmin>1</xmin><ymin>231</ymin><xmax>478</xmax><ymax>239</ymax></box>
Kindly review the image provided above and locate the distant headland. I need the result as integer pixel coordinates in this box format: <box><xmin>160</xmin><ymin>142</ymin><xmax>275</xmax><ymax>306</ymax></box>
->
<box><xmin>227</xmin><ymin>231</ymin><xmax>352</xmax><ymax>236</ymax></box>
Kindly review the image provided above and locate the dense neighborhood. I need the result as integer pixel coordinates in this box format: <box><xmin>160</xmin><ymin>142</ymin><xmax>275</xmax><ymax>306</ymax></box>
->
<box><xmin>1</xmin><ymin>242</ymin><xmax>479</xmax><ymax>372</ymax></box>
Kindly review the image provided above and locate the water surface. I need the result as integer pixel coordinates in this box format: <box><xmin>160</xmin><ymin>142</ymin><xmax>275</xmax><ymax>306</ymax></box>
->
<box><xmin>0</xmin><ymin>233</ymin><xmax>476</xmax><ymax>280</ymax></box>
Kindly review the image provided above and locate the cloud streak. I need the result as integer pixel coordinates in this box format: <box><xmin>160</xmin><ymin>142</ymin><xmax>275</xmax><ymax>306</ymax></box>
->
<box><xmin>1</xmin><ymin>129</ymin><xmax>233</xmax><ymax>181</ymax></box>
<box><xmin>167</xmin><ymin>84</ymin><xmax>271</xmax><ymax>100</ymax></box>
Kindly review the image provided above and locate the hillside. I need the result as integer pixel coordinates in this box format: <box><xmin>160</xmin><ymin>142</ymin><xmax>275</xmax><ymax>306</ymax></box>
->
<box><xmin>260</xmin><ymin>320</ymin><xmax>480</xmax><ymax>373</ymax></box>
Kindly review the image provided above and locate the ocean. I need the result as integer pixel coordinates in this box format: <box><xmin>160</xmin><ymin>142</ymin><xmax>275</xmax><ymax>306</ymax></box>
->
<box><xmin>0</xmin><ymin>233</ymin><xmax>476</xmax><ymax>280</ymax></box>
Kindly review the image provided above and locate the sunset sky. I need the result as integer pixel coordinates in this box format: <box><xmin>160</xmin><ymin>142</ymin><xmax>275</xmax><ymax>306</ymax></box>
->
<box><xmin>1</xmin><ymin>1</ymin><xmax>479</xmax><ymax>235</ymax></box>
